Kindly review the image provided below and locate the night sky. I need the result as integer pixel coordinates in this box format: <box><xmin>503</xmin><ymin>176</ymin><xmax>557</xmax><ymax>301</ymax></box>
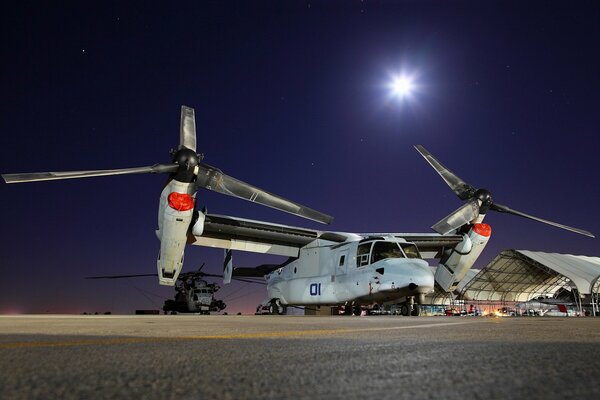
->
<box><xmin>1</xmin><ymin>1</ymin><xmax>598</xmax><ymax>314</ymax></box>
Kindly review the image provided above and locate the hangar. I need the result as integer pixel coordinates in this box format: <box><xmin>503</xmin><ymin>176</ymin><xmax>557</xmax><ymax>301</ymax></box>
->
<box><xmin>431</xmin><ymin>250</ymin><xmax>600</xmax><ymax>316</ymax></box>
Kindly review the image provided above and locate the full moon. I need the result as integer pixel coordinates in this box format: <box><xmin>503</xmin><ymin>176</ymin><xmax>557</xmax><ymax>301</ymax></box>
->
<box><xmin>391</xmin><ymin>76</ymin><xmax>414</xmax><ymax>97</ymax></box>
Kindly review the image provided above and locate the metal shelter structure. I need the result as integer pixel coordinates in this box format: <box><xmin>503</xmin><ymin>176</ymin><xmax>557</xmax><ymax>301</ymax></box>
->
<box><xmin>458</xmin><ymin>250</ymin><xmax>600</xmax><ymax>314</ymax></box>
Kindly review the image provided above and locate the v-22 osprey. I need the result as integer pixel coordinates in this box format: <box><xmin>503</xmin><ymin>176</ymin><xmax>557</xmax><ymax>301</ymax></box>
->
<box><xmin>2</xmin><ymin>106</ymin><xmax>593</xmax><ymax>316</ymax></box>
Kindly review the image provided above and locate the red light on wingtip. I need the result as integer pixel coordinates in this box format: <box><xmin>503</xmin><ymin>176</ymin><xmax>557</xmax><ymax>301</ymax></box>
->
<box><xmin>472</xmin><ymin>223</ymin><xmax>492</xmax><ymax>237</ymax></box>
<box><xmin>168</xmin><ymin>192</ymin><xmax>194</xmax><ymax>211</ymax></box>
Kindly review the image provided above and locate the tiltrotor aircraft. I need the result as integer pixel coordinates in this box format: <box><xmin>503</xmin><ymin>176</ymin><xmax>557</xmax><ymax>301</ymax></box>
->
<box><xmin>86</xmin><ymin>263</ymin><xmax>227</xmax><ymax>314</ymax></box>
<box><xmin>2</xmin><ymin>106</ymin><xmax>594</xmax><ymax>316</ymax></box>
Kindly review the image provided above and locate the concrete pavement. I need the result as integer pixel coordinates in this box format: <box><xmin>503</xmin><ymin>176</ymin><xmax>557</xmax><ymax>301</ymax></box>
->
<box><xmin>1</xmin><ymin>315</ymin><xmax>599</xmax><ymax>399</ymax></box>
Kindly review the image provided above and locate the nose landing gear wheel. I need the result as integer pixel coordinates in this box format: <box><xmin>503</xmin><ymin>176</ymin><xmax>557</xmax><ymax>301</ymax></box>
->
<box><xmin>269</xmin><ymin>299</ymin><xmax>285</xmax><ymax>315</ymax></box>
<box><xmin>411</xmin><ymin>305</ymin><xmax>421</xmax><ymax>316</ymax></box>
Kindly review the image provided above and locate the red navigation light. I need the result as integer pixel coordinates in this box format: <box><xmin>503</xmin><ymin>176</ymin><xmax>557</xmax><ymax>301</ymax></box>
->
<box><xmin>168</xmin><ymin>192</ymin><xmax>194</xmax><ymax>211</ymax></box>
<box><xmin>472</xmin><ymin>223</ymin><xmax>492</xmax><ymax>237</ymax></box>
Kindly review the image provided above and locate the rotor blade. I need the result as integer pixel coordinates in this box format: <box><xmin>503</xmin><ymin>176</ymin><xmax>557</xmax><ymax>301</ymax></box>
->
<box><xmin>85</xmin><ymin>273</ymin><xmax>158</xmax><ymax>280</ymax></box>
<box><xmin>491</xmin><ymin>203</ymin><xmax>595</xmax><ymax>238</ymax></box>
<box><xmin>431</xmin><ymin>200</ymin><xmax>480</xmax><ymax>235</ymax></box>
<box><xmin>179</xmin><ymin>105</ymin><xmax>196</xmax><ymax>151</ymax></box>
<box><xmin>195</xmin><ymin>163</ymin><xmax>333</xmax><ymax>224</ymax></box>
<box><xmin>196</xmin><ymin>262</ymin><xmax>206</xmax><ymax>272</ymax></box>
<box><xmin>2</xmin><ymin>164</ymin><xmax>178</xmax><ymax>184</ymax></box>
<box><xmin>414</xmin><ymin>145</ymin><xmax>475</xmax><ymax>200</ymax></box>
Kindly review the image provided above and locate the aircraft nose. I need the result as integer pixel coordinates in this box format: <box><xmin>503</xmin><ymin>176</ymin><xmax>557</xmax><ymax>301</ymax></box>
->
<box><xmin>384</xmin><ymin>259</ymin><xmax>434</xmax><ymax>293</ymax></box>
<box><xmin>408</xmin><ymin>263</ymin><xmax>435</xmax><ymax>293</ymax></box>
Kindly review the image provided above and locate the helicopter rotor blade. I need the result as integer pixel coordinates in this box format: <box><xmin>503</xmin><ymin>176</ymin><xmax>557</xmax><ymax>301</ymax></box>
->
<box><xmin>490</xmin><ymin>203</ymin><xmax>595</xmax><ymax>238</ymax></box>
<box><xmin>2</xmin><ymin>164</ymin><xmax>178</xmax><ymax>184</ymax></box>
<box><xmin>179</xmin><ymin>105</ymin><xmax>196</xmax><ymax>152</ymax></box>
<box><xmin>431</xmin><ymin>200</ymin><xmax>480</xmax><ymax>235</ymax></box>
<box><xmin>414</xmin><ymin>145</ymin><xmax>475</xmax><ymax>200</ymax></box>
<box><xmin>195</xmin><ymin>162</ymin><xmax>333</xmax><ymax>224</ymax></box>
<box><xmin>416</xmin><ymin>145</ymin><xmax>594</xmax><ymax>238</ymax></box>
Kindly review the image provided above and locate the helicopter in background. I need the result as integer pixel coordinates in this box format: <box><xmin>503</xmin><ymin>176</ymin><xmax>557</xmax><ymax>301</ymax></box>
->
<box><xmin>87</xmin><ymin>263</ymin><xmax>227</xmax><ymax>314</ymax></box>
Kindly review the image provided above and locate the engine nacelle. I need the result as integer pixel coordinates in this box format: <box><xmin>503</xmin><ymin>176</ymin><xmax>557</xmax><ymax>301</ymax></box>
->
<box><xmin>156</xmin><ymin>180</ymin><xmax>196</xmax><ymax>286</ymax></box>
<box><xmin>434</xmin><ymin>223</ymin><xmax>491</xmax><ymax>292</ymax></box>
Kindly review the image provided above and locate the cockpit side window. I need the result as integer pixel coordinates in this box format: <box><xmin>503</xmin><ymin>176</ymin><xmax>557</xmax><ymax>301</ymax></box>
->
<box><xmin>356</xmin><ymin>242</ymin><xmax>372</xmax><ymax>267</ymax></box>
<box><xmin>400</xmin><ymin>243</ymin><xmax>421</xmax><ymax>259</ymax></box>
<box><xmin>371</xmin><ymin>241</ymin><xmax>405</xmax><ymax>263</ymax></box>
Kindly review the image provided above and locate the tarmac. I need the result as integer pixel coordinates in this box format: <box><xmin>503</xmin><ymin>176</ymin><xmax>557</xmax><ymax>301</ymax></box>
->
<box><xmin>1</xmin><ymin>315</ymin><xmax>599</xmax><ymax>399</ymax></box>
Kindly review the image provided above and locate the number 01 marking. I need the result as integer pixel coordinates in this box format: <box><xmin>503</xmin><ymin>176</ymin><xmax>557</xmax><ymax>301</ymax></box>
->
<box><xmin>310</xmin><ymin>283</ymin><xmax>321</xmax><ymax>296</ymax></box>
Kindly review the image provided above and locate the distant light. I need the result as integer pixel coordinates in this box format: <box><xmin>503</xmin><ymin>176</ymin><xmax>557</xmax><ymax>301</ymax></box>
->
<box><xmin>391</xmin><ymin>76</ymin><xmax>414</xmax><ymax>97</ymax></box>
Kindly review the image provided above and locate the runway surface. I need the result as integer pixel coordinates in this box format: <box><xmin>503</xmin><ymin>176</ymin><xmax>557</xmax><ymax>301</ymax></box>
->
<box><xmin>1</xmin><ymin>315</ymin><xmax>599</xmax><ymax>399</ymax></box>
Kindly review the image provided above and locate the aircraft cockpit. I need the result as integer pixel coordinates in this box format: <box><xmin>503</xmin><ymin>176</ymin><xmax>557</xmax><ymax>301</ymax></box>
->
<box><xmin>356</xmin><ymin>239</ymin><xmax>421</xmax><ymax>267</ymax></box>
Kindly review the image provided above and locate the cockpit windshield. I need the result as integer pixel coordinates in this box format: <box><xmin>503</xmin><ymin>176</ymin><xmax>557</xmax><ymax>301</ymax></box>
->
<box><xmin>400</xmin><ymin>243</ymin><xmax>421</xmax><ymax>259</ymax></box>
<box><xmin>371</xmin><ymin>241</ymin><xmax>404</xmax><ymax>263</ymax></box>
<box><xmin>356</xmin><ymin>240</ymin><xmax>422</xmax><ymax>266</ymax></box>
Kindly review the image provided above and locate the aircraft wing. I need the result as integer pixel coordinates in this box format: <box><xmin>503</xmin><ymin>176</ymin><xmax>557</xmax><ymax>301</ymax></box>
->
<box><xmin>188</xmin><ymin>214</ymin><xmax>462</xmax><ymax>259</ymax></box>
<box><xmin>188</xmin><ymin>214</ymin><xmax>350</xmax><ymax>257</ymax></box>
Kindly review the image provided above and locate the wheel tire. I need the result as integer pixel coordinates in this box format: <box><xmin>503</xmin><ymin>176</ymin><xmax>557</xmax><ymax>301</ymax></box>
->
<box><xmin>400</xmin><ymin>303</ymin><xmax>410</xmax><ymax>316</ymax></box>
<box><xmin>353</xmin><ymin>306</ymin><xmax>361</xmax><ymax>316</ymax></box>
<box><xmin>411</xmin><ymin>305</ymin><xmax>421</xmax><ymax>316</ymax></box>
<box><xmin>269</xmin><ymin>300</ymin><xmax>281</xmax><ymax>315</ymax></box>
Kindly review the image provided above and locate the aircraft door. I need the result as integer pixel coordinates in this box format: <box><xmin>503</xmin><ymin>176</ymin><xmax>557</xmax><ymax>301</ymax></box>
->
<box><xmin>337</xmin><ymin>251</ymin><xmax>349</xmax><ymax>275</ymax></box>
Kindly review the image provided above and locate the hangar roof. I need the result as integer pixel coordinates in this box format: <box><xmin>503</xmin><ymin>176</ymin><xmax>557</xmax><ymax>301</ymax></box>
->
<box><xmin>459</xmin><ymin>250</ymin><xmax>600</xmax><ymax>302</ymax></box>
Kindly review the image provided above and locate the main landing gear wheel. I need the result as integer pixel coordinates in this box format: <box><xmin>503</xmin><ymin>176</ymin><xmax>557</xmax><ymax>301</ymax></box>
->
<box><xmin>400</xmin><ymin>303</ymin><xmax>410</xmax><ymax>316</ymax></box>
<box><xmin>411</xmin><ymin>305</ymin><xmax>421</xmax><ymax>316</ymax></box>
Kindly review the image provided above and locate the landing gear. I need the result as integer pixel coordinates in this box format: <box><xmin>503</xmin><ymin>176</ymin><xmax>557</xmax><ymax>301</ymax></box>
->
<box><xmin>342</xmin><ymin>304</ymin><xmax>353</xmax><ymax>316</ymax></box>
<box><xmin>269</xmin><ymin>299</ymin><xmax>286</xmax><ymax>315</ymax></box>
<box><xmin>398</xmin><ymin>296</ymin><xmax>422</xmax><ymax>316</ymax></box>
<box><xmin>342</xmin><ymin>302</ymin><xmax>362</xmax><ymax>316</ymax></box>
<box><xmin>400</xmin><ymin>303</ymin><xmax>410</xmax><ymax>316</ymax></box>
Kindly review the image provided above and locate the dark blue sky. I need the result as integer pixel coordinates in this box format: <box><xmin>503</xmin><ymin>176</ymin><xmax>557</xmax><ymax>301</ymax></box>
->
<box><xmin>1</xmin><ymin>1</ymin><xmax>598</xmax><ymax>314</ymax></box>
